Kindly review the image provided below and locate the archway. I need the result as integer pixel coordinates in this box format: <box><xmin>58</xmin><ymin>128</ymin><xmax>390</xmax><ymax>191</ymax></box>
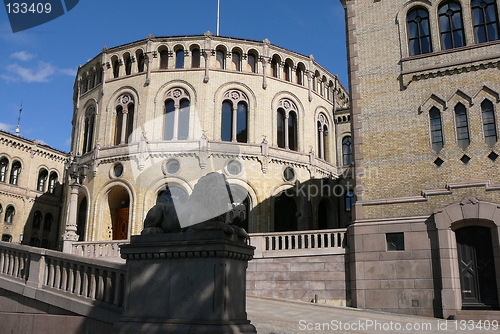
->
<box><xmin>77</xmin><ymin>197</ymin><xmax>87</xmax><ymax>241</ymax></box>
<box><xmin>274</xmin><ymin>192</ymin><xmax>297</xmax><ymax>232</ymax></box>
<box><xmin>318</xmin><ymin>198</ymin><xmax>331</xmax><ymax>229</ymax></box>
<box><xmin>107</xmin><ymin>186</ymin><xmax>130</xmax><ymax>240</ymax></box>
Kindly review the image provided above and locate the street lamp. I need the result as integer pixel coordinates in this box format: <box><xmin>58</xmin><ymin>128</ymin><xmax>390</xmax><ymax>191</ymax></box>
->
<box><xmin>62</xmin><ymin>159</ymin><xmax>88</xmax><ymax>253</ymax></box>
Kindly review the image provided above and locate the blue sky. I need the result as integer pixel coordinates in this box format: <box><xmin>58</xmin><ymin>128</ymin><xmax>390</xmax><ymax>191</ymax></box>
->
<box><xmin>0</xmin><ymin>0</ymin><xmax>347</xmax><ymax>152</ymax></box>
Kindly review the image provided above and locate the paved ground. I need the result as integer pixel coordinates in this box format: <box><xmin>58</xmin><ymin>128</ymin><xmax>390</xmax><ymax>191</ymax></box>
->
<box><xmin>247</xmin><ymin>296</ymin><xmax>494</xmax><ymax>334</ymax></box>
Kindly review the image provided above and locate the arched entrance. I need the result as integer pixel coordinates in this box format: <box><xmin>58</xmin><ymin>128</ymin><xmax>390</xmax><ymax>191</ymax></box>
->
<box><xmin>274</xmin><ymin>192</ymin><xmax>297</xmax><ymax>232</ymax></box>
<box><xmin>107</xmin><ymin>186</ymin><xmax>130</xmax><ymax>240</ymax></box>
<box><xmin>456</xmin><ymin>226</ymin><xmax>499</xmax><ymax>309</ymax></box>
<box><xmin>77</xmin><ymin>197</ymin><xmax>87</xmax><ymax>241</ymax></box>
<box><xmin>318</xmin><ymin>198</ymin><xmax>331</xmax><ymax>229</ymax></box>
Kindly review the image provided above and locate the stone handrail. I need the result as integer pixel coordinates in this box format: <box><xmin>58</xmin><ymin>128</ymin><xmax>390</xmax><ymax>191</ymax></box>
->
<box><xmin>0</xmin><ymin>241</ymin><xmax>125</xmax><ymax>322</ymax></box>
<box><xmin>72</xmin><ymin>240</ymin><xmax>128</xmax><ymax>260</ymax></box>
<box><xmin>250</xmin><ymin>228</ymin><xmax>347</xmax><ymax>258</ymax></box>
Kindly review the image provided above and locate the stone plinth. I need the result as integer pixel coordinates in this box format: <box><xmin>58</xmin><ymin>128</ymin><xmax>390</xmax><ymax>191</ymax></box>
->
<box><xmin>115</xmin><ymin>231</ymin><xmax>256</xmax><ymax>334</ymax></box>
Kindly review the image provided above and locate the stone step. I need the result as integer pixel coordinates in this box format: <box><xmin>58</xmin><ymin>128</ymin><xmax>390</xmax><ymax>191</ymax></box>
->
<box><xmin>455</xmin><ymin>310</ymin><xmax>500</xmax><ymax>321</ymax></box>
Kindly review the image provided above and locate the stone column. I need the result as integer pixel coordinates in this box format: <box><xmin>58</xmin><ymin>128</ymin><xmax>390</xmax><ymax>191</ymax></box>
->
<box><xmin>62</xmin><ymin>182</ymin><xmax>79</xmax><ymax>253</ymax></box>
<box><xmin>115</xmin><ymin>230</ymin><xmax>256</xmax><ymax>334</ymax></box>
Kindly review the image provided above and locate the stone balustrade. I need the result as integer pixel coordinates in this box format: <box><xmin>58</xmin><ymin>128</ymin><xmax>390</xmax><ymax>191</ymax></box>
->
<box><xmin>72</xmin><ymin>240</ymin><xmax>128</xmax><ymax>261</ymax></box>
<box><xmin>250</xmin><ymin>228</ymin><xmax>347</xmax><ymax>258</ymax></box>
<box><xmin>0</xmin><ymin>241</ymin><xmax>125</xmax><ymax>323</ymax></box>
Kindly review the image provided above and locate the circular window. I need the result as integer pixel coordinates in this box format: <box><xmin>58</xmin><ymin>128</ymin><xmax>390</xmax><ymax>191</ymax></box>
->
<box><xmin>113</xmin><ymin>163</ymin><xmax>124</xmax><ymax>177</ymax></box>
<box><xmin>226</xmin><ymin>160</ymin><xmax>242</xmax><ymax>176</ymax></box>
<box><xmin>283</xmin><ymin>166</ymin><xmax>295</xmax><ymax>182</ymax></box>
<box><xmin>165</xmin><ymin>159</ymin><xmax>180</xmax><ymax>174</ymax></box>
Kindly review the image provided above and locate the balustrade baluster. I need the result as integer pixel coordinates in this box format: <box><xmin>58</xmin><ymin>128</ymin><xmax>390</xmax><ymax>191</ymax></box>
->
<box><xmin>67</xmin><ymin>262</ymin><xmax>75</xmax><ymax>293</ymax></box>
<box><xmin>0</xmin><ymin>249</ymin><xmax>5</xmax><ymax>274</ymax></box>
<box><xmin>113</xmin><ymin>273</ymin><xmax>123</xmax><ymax>306</ymax></box>
<box><xmin>89</xmin><ymin>267</ymin><xmax>97</xmax><ymax>299</ymax></box>
<box><xmin>104</xmin><ymin>271</ymin><xmax>112</xmax><ymax>303</ymax></box>
<box><xmin>8</xmin><ymin>251</ymin><xmax>14</xmax><ymax>275</ymax></box>
<box><xmin>82</xmin><ymin>266</ymin><xmax>89</xmax><ymax>298</ymax></box>
<box><xmin>54</xmin><ymin>260</ymin><xmax>61</xmax><ymax>289</ymax></box>
<box><xmin>96</xmin><ymin>269</ymin><xmax>105</xmax><ymax>301</ymax></box>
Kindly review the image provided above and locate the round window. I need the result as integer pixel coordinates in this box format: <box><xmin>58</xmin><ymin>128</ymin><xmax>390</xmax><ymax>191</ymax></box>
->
<box><xmin>227</xmin><ymin>160</ymin><xmax>242</xmax><ymax>176</ymax></box>
<box><xmin>165</xmin><ymin>159</ymin><xmax>180</xmax><ymax>174</ymax></box>
<box><xmin>113</xmin><ymin>163</ymin><xmax>124</xmax><ymax>177</ymax></box>
<box><xmin>283</xmin><ymin>166</ymin><xmax>295</xmax><ymax>182</ymax></box>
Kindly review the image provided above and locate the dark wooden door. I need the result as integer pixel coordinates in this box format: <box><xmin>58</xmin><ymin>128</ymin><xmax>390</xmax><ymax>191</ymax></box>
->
<box><xmin>456</xmin><ymin>226</ymin><xmax>499</xmax><ymax>309</ymax></box>
<box><xmin>113</xmin><ymin>207</ymin><xmax>129</xmax><ymax>240</ymax></box>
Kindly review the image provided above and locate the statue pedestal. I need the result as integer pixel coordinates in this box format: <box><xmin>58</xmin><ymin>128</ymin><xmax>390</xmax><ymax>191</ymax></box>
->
<box><xmin>114</xmin><ymin>231</ymin><xmax>256</xmax><ymax>334</ymax></box>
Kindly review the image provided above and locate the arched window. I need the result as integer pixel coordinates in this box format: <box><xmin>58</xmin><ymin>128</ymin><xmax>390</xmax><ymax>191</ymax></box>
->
<box><xmin>111</xmin><ymin>56</ymin><xmax>120</xmax><ymax>78</ymax></box>
<box><xmin>472</xmin><ymin>0</ymin><xmax>500</xmax><ymax>43</ymax></box>
<box><xmin>455</xmin><ymin>103</ymin><xmax>470</xmax><ymax>150</ymax></box>
<box><xmin>37</xmin><ymin>169</ymin><xmax>48</xmax><ymax>192</ymax></box>
<box><xmin>81</xmin><ymin>73</ymin><xmax>88</xmax><ymax>93</ymax></box>
<box><xmin>48</xmin><ymin>172</ymin><xmax>58</xmax><ymax>194</ymax></box>
<box><xmin>9</xmin><ymin>160</ymin><xmax>21</xmax><ymax>185</ymax></box>
<box><xmin>164</xmin><ymin>88</ymin><xmax>190</xmax><ymax>140</ymax></box>
<box><xmin>232</xmin><ymin>49</ymin><xmax>241</xmax><ymax>71</ymax></box>
<box><xmin>317</xmin><ymin>114</ymin><xmax>329</xmax><ymax>160</ymax></box>
<box><xmin>482</xmin><ymin>99</ymin><xmax>497</xmax><ymax>146</ymax></box>
<box><xmin>438</xmin><ymin>1</ymin><xmax>466</xmax><ymax>49</ymax></box>
<box><xmin>5</xmin><ymin>205</ymin><xmax>15</xmax><ymax>224</ymax></box>
<box><xmin>82</xmin><ymin>106</ymin><xmax>96</xmax><ymax>154</ymax></box>
<box><xmin>96</xmin><ymin>64</ymin><xmax>103</xmax><ymax>84</ymax></box>
<box><xmin>159</xmin><ymin>48</ymin><xmax>169</xmax><ymax>69</ymax></box>
<box><xmin>430</xmin><ymin>107</ymin><xmax>444</xmax><ymax>152</ymax></box>
<box><xmin>175</xmin><ymin>48</ymin><xmax>184</xmax><ymax>69</ymax></box>
<box><xmin>221</xmin><ymin>90</ymin><xmax>248</xmax><ymax>142</ymax></box>
<box><xmin>296</xmin><ymin>64</ymin><xmax>305</xmax><ymax>85</ymax></box>
<box><xmin>124</xmin><ymin>53</ymin><xmax>132</xmax><ymax>75</ymax></box>
<box><xmin>283</xmin><ymin>60</ymin><xmax>292</xmax><ymax>81</ymax></box>
<box><xmin>216</xmin><ymin>49</ymin><xmax>225</xmax><ymax>69</ymax></box>
<box><xmin>77</xmin><ymin>197</ymin><xmax>87</xmax><ymax>241</ymax></box>
<box><xmin>44</xmin><ymin>213</ymin><xmax>53</xmax><ymax>231</ymax></box>
<box><xmin>0</xmin><ymin>157</ymin><xmax>8</xmax><ymax>182</ymax></box>
<box><xmin>407</xmin><ymin>7</ymin><xmax>432</xmax><ymax>55</ymax></box>
<box><xmin>342</xmin><ymin>136</ymin><xmax>353</xmax><ymax>165</ymax></box>
<box><xmin>136</xmin><ymin>50</ymin><xmax>145</xmax><ymax>72</ymax></box>
<box><xmin>88</xmin><ymin>68</ymin><xmax>95</xmax><ymax>89</ymax></box>
<box><xmin>1</xmin><ymin>234</ymin><xmax>11</xmax><ymax>242</ymax></box>
<box><xmin>247</xmin><ymin>51</ymin><xmax>257</xmax><ymax>73</ymax></box>
<box><xmin>276</xmin><ymin>99</ymin><xmax>298</xmax><ymax>151</ymax></box>
<box><xmin>191</xmin><ymin>47</ymin><xmax>201</xmax><ymax>68</ymax></box>
<box><xmin>114</xmin><ymin>95</ymin><xmax>134</xmax><ymax>145</ymax></box>
<box><xmin>271</xmin><ymin>55</ymin><xmax>279</xmax><ymax>78</ymax></box>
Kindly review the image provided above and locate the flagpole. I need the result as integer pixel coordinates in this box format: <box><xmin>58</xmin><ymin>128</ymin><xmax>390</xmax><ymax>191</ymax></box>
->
<box><xmin>216</xmin><ymin>0</ymin><xmax>220</xmax><ymax>36</ymax></box>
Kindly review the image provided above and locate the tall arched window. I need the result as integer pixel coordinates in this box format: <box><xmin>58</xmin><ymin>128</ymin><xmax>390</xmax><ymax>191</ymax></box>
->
<box><xmin>296</xmin><ymin>64</ymin><xmax>305</xmax><ymax>85</ymax></box>
<box><xmin>9</xmin><ymin>160</ymin><xmax>21</xmax><ymax>185</ymax></box>
<box><xmin>232</xmin><ymin>49</ymin><xmax>241</xmax><ymax>71</ymax></box>
<box><xmin>111</xmin><ymin>56</ymin><xmax>120</xmax><ymax>78</ymax></box>
<box><xmin>247</xmin><ymin>51</ymin><xmax>257</xmax><ymax>73</ymax></box>
<box><xmin>430</xmin><ymin>107</ymin><xmax>444</xmax><ymax>152</ymax></box>
<box><xmin>342</xmin><ymin>136</ymin><xmax>353</xmax><ymax>165</ymax></box>
<box><xmin>191</xmin><ymin>47</ymin><xmax>201</xmax><ymax>68</ymax></box>
<box><xmin>136</xmin><ymin>50</ymin><xmax>145</xmax><ymax>72</ymax></box>
<box><xmin>175</xmin><ymin>48</ymin><xmax>184</xmax><ymax>69</ymax></box>
<box><xmin>221</xmin><ymin>90</ymin><xmax>248</xmax><ymax>143</ymax></box>
<box><xmin>271</xmin><ymin>55</ymin><xmax>279</xmax><ymax>78</ymax></box>
<box><xmin>317</xmin><ymin>114</ymin><xmax>329</xmax><ymax>160</ymax></box>
<box><xmin>472</xmin><ymin>0</ymin><xmax>500</xmax><ymax>43</ymax></box>
<box><xmin>438</xmin><ymin>1</ymin><xmax>466</xmax><ymax>49</ymax></box>
<box><xmin>37</xmin><ymin>169</ymin><xmax>48</xmax><ymax>192</ymax></box>
<box><xmin>114</xmin><ymin>94</ymin><xmax>135</xmax><ymax>145</ymax></box>
<box><xmin>482</xmin><ymin>99</ymin><xmax>498</xmax><ymax>146</ymax></box>
<box><xmin>48</xmin><ymin>172</ymin><xmax>58</xmax><ymax>194</ymax></box>
<box><xmin>159</xmin><ymin>48</ymin><xmax>169</xmax><ymax>69</ymax></box>
<box><xmin>157</xmin><ymin>186</ymin><xmax>189</xmax><ymax>205</ymax></box>
<box><xmin>163</xmin><ymin>88</ymin><xmax>191</xmax><ymax>140</ymax></box>
<box><xmin>276</xmin><ymin>99</ymin><xmax>298</xmax><ymax>151</ymax></box>
<box><xmin>0</xmin><ymin>157</ymin><xmax>8</xmax><ymax>183</ymax></box>
<box><xmin>124</xmin><ymin>53</ymin><xmax>132</xmax><ymax>75</ymax></box>
<box><xmin>216</xmin><ymin>49</ymin><xmax>225</xmax><ymax>69</ymax></box>
<box><xmin>455</xmin><ymin>103</ymin><xmax>470</xmax><ymax>150</ymax></box>
<box><xmin>5</xmin><ymin>206</ymin><xmax>15</xmax><ymax>224</ymax></box>
<box><xmin>44</xmin><ymin>213</ymin><xmax>53</xmax><ymax>232</ymax></box>
<box><xmin>407</xmin><ymin>7</ymin><xmax>432</xmax><ymax>55</ymax></box>
<box><xmin>82</xmin><ymin>106</ymin><xmax>96</xmax><ymax>154</ymax></box>
<box><xmin>283</xmin><ymin>60</ymin><xmax>292</xmax><ymax>81</ymax></box>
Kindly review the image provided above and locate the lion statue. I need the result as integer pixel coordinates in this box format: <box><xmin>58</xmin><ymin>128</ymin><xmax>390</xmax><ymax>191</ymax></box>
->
<box><xmin>141</xmin><ymin>172</ymin><xmax>248</xmax><ymax>238</ymax></box>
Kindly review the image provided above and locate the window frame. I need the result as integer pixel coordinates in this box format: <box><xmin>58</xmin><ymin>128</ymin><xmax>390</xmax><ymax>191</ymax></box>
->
<box><xmin>438</xmin><ymin>1</ymin><xmax>466</xmax><ymax>50</ymax></box>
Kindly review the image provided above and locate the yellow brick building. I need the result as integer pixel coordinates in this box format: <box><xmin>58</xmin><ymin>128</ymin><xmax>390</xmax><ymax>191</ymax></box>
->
<box><xmin>342</xmin><ymin>0</ymin><xmax>500</xmax><ymax>318</ymax></box>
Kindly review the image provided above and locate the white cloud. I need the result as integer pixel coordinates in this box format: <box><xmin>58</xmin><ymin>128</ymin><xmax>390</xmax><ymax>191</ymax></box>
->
<box><xmin>59</xmin><ymin>68</ymin><xmax>77</xmax><ymax>76</ymax></box>
<box><xmin>2</xmin><ymin>61</ymin><xmax>56</xmax><ymax>83</ymax></box>
<box><xmin>0</xmin><ymin>123</ymin><xmax>14</xmax><ymax>132</ymax></box>
<box><xmin>10</xmin><ymin>51</ymin><xmax>35</xmax><ymax>61</ymax></box>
